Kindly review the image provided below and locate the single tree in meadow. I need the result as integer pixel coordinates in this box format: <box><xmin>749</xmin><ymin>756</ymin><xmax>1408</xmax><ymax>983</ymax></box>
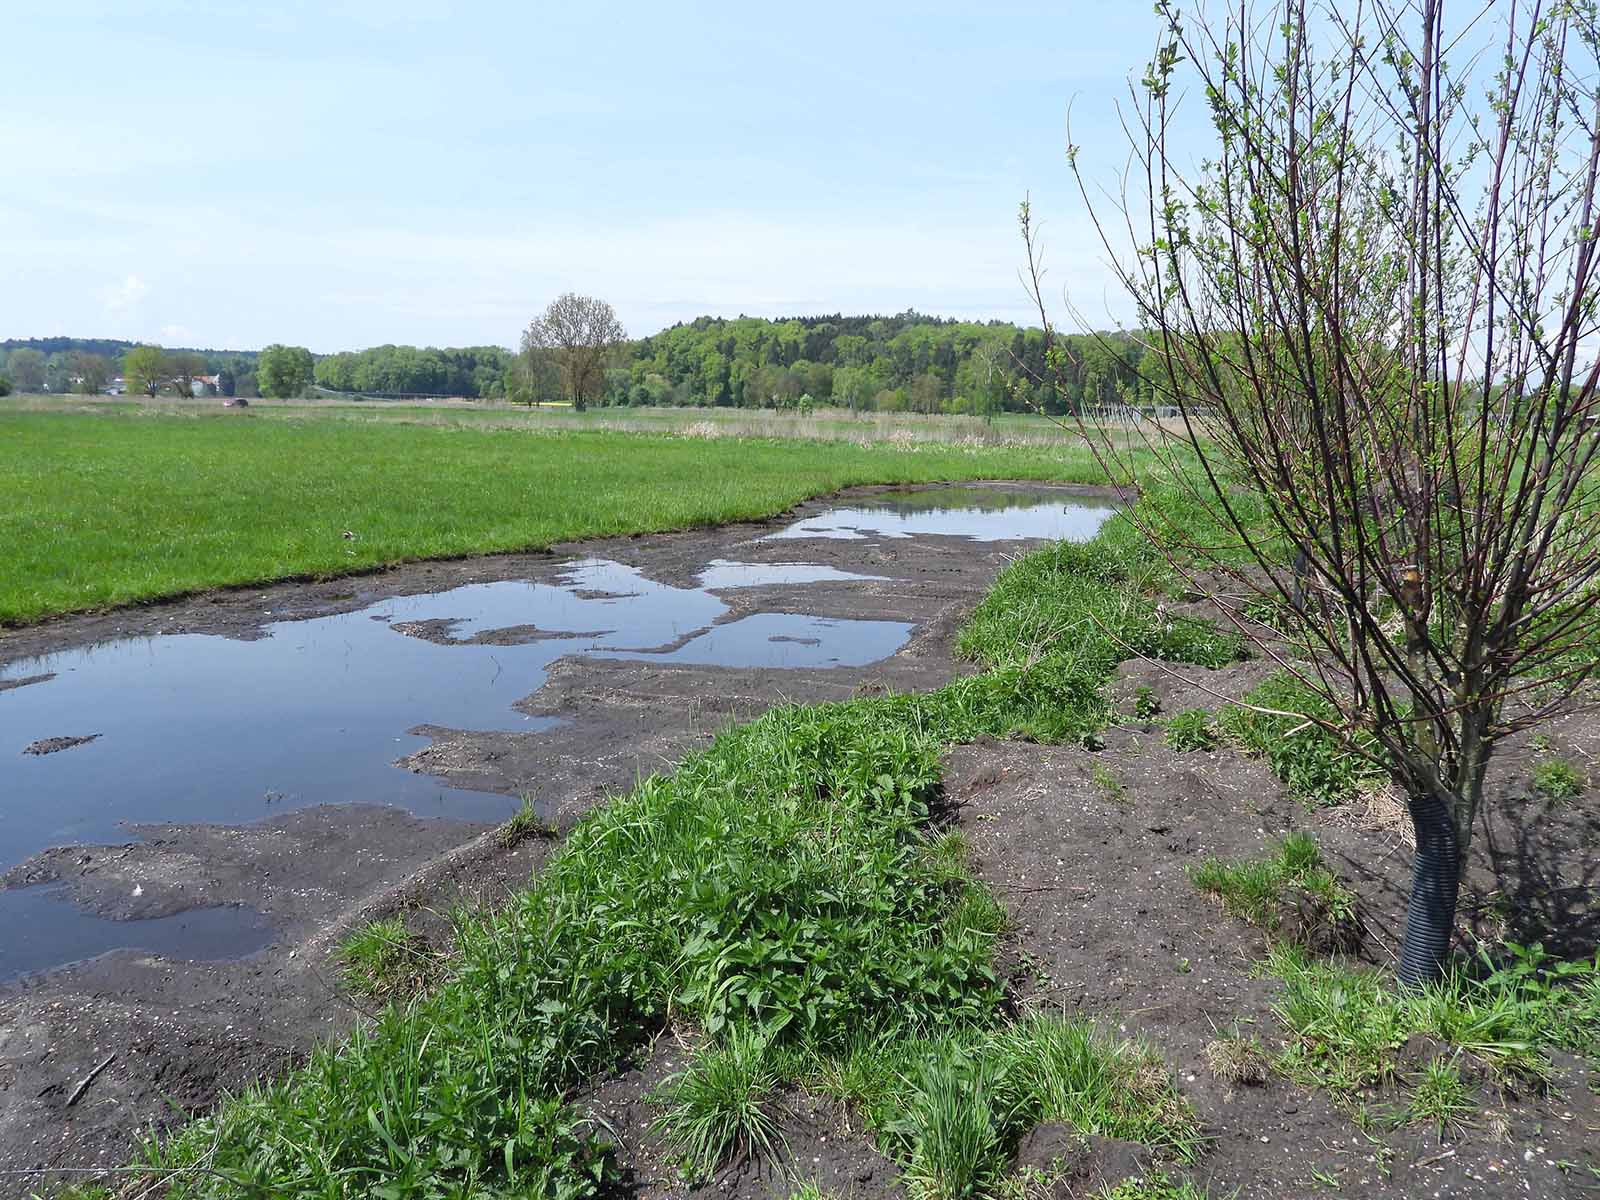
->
<box><xmin>165</xmin><ymin>350</ymin><xmax>206</xmax><ymax>398</ymax></box>
<box><xmin>7</xmin><ymin>347</ymin><xmax>46</xmax><ymax>393</ymax></box>
<box><xmin>257</xmin><ymin>344</ymin><xmax>315</xmax><ymax>399</ymax></box>
<box><xmin>122</xmin><ymin>344</ymin><xmax>168</xmax><ymax>398</ymax></box>
<box><xmin>521</xmin><ymin>293</ymin><xmax>626</xmax><ymax>411</ymax></box>
<box><xmin>1033</xmin><ymin>0</ymin><xmax>1600</xmax><ymax>985</ymax></box>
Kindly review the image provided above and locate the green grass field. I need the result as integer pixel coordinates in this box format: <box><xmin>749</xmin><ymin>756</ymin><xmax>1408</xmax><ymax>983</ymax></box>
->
<box><xmin>0</xmin><ymin>406</ymin><xmax>1107</xmax><ymax>626</ymax></box>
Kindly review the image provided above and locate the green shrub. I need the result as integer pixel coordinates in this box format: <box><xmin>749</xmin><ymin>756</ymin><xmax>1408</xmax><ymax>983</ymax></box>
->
<box><xmin>1133</xmin><ymin>685</ymin><xmax>1162</xmax><ymax>719</ymax></box>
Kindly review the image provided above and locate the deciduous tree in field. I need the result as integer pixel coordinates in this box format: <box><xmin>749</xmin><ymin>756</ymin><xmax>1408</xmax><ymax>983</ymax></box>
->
<box><xmin>70</xmin><ymin>351</ymin><xmax>111</xmax><ymax>395</ymax></box>
<box><xmin>256</xmin><ymin>344</ymin><xmax>315</xmax><ymax>399</ymax></box>
<box><xmin>7</xmin><ymin>347</ymin><xmax>45</xmax><ymax>393</ymax></box>
<box><xmin>521</xmin><ymin>293</ymin><xmax>626</xmax><ymax>411</ymax></box>
<box><xmin>1036</xmin><ymin>0</ymin><xmax>1600</xmax><ymax>986</ymax></box>
<box><xmin>122</xmin><ymin>344</ymin><xmax>167</xmax><ymax>398</ymax></box>
<box><xmin>165</xmin><ymin>351</ymin><xmax>205</xmax><ymax>397</ymax></box>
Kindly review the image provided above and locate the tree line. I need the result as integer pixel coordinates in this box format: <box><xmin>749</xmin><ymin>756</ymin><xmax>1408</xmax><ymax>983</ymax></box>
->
<box><xmin>0</xmin><ymin>339</ymin><xmax>260</xmax><ymax>397</ymax></box>
<box><xmin>4</xmin><ymin>314</ymin><xmax>1160</xmax><ymax>417</ymax></box>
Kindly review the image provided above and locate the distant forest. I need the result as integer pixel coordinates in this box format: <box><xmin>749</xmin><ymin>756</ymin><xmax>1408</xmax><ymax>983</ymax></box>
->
<box><xmin>311</xmin><ymin>313</ymin><xmax>1154</xmax><ymax>414</ymax></box>
<box><xmin>3</xmin><ymin>315</ymin><xmax>1156</xmax><ymax>415</ymax></box>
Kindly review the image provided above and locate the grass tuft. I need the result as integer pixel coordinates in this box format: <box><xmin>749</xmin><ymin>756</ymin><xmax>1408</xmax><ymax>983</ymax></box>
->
<box><xmin>1098</xmin><ymin>1174</ymin><xmax>1214</xmax><ymax>1200</ymax></box>
<box><xmin>497</xmin><ymin>795</ymin><xmax>557</xmax><ymax>848</ymax></box>
<box><xmin>336</xmin><ymin>916</ymin><xmax>438</xmax><ymax>999</ymax></box>
<box><xmin>1190</xmin><ymin>833</ymin><xmax>1361</xmax><ymax>953</ymax></box>
<box><xmin>1202</xmin><ymin>1033</ymin><xmax>1271</xmax><ymax>1086</ymax></box>
<box><xmin>1400</xmin><ymin>1056</ymin><xmax>1475</xmax><ymax>1139</ymax></box>
<box><xmin>650</xmin><ymin>1029</ymin><xmax>785</xmax><ymax>1181</ymax></box>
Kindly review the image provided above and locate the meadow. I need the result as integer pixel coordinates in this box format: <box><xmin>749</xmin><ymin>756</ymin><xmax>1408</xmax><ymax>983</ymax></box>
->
<box><xmin>0</xmin><ymin>403</ymin><xmax>1110</xmax><ymax>626</ymax></box>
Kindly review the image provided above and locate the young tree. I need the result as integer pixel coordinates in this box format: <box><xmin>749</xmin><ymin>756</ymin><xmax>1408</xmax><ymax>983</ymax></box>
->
<box><xmin>521</xmin><ymin>293</ymin><xmax>626</xmax><ymax>411</ymax></box>
<box><xmin>122</xmin><ymin>344</ymin><xmax>167</xmax><ymax>397</ymax></box>
<box><xmin>257</xmin><ymin>344</ymin><xmax>315</xmax><ymax>398</ymax></box>
<box><xmin>1036</xmin><ymin>0</ymin><xmax>1600</xmax><ymax>985</ymax></box>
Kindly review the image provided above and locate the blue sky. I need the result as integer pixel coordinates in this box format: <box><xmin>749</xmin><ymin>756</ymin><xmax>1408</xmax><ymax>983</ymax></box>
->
<box><xmin>2</xmin><ymin>2</ymin><xmax>1172</xmax><ymax>352</ymax></box>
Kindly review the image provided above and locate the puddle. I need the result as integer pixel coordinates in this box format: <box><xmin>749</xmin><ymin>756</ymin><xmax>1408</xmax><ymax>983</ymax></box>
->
<box><xmin>596</xmin><ymin>613</ymin><xmax>912</xmax><ymax>669</ymax></box>
<box><xmin>0</xmin><ymin>885</ymin><xmax>275</xmax><ymax>982</ymax></box>
<box><xmin>765</xmin><ymin>488</ymin><xmax>1119</xmax><ymax>542</ymax></box>
<box><xmin>0</xmin><ymin>559</ymin><xmax>906</xmax><ymax>874</ymax></box>
<box><xmin>695</xmin><ymin>560</ymin><xmax>889</xmax><ymax>589</ymax></box>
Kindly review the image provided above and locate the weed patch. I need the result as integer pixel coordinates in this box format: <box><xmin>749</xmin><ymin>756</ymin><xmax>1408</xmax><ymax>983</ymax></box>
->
<box><xmin>1163</xmin><ymin>709</ymin><xmax>1217</xmax><ymax>752</ymax></box>
<box><xmin>1531</xmin><ymin>757</ymin><xmax>1585</xmax><ymax>802</ymax></box>
<box><xmin>1218</xmin><ymin>674</ymin><xmax>1387</xmax><ymax>807</ymax></box>
<box><xmin>1268</xmin><ymin>942</ymin><xmax>1600</xmax><ymax>1098</ymax></box>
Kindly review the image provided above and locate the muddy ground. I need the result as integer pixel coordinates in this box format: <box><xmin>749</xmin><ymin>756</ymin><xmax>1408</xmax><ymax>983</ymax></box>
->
<box><xmin>3</xmin><ymin>482</ymin><xmax>1598</xmax><ymax>1199</ymax></box>
<box><xmin>0</xmin><ymin>483</ymin><xmax>1097</xmax><ymax>1193</ymax></box>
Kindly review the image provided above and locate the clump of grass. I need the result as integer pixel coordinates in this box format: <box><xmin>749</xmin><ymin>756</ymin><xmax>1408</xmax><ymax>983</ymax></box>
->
<box><xmin>1133</xmin><ymin>685</ymin><xmax>1162</xmax><ymax>719</ymax></box>
<box><xmin>1218</xmin><ymin>674</ymin><xmax>1388</xmax><ymax>807</ymax></box>
<box><xmin>894</xmin><ymin>1056</ymin><xmax>1006</xmax><ymax>1200</ymax></box>
<box><xmin>1099</xmin><ymin>1175</ymin><xmax>1212</xmax><ymax>1200</ymax></box>
<box><xmin>650</xmin><ymin>1030</ymin><xmax>785</xmax><ymax>1181</ymax></box>
<box><xmin>788</xmin><ymin>1184</ymin><xmax>845</xmax><ymax>1200</ymax></box>
<box><xmin>1190</xmin><ymin>833</ymin><xmax>1361</xmax><ymax>953</ymax></box>
<box><xmin>834</xmin><ymin>1015</ymin><xmax>1201</xmax><ymax>1177</ymax></box>
<box><xmin>1203</xmin><ymin>1033</ymin><xmax>1270</xmax><ymax>1086</ymax></box>
<box><xmin>1400</xmin><ymin>1056</ymin><xmax>1474</xmax><ymax>1139</ymax></box>
<box><xmin>336</xmin><ymin>916</ymin><xmax>438</xmax><ymax>998</ymax></box>
<box><xmin>497</xmin><ymin>795</ymin><xmax>557</xmax><ymax>848</ymax></box>
<box><xmin>1268</xmin><ymin>941</ymin><xmax>1600</xmax><ymax>1099</ymax></box>
<box><xmin>1163</xmin><ymin>709</ymin><xmax>1217</xmax><ymax>752</ymax></box>
<box><xmin>1530</xmin><ymin>756</ymin><xmax>1585</xmax><ymax>802</ymax></box>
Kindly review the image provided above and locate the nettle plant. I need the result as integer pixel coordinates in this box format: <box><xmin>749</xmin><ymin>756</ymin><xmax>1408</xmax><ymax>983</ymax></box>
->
<box><xmin>1032</xmin><ymin>0</ymin><xmax>1600</xmax><ymax>985</ymax></box>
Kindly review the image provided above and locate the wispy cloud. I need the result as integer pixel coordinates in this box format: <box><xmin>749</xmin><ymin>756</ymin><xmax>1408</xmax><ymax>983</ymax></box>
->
<box><xmin>101</xmin><ymin>275</ymin><xmax>148</xmax><ymax>313</ymax></box>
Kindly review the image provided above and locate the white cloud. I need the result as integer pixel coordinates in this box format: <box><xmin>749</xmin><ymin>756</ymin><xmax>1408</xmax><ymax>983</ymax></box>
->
<box><xmin>101</xmin><ymin>274</ymin><xmax>148</xmax><ymax>313</ymax></box>
<box><xmin>160</xmin><ymin>323</ymin><xmax>197</xmax><ymax>344</ymax></box>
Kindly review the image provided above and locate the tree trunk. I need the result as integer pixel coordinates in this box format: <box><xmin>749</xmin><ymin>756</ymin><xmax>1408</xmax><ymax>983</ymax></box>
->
<box><xmin>1397</xmin><ymin>791</ymin><xmax>1461</xmax><ymax>987</ymax></box>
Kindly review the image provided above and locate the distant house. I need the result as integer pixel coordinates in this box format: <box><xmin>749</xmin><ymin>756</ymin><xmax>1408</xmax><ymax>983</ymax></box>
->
<box><xmin>105</xmin><ymin>377</ymin><xmax>126</xmax><ymax>395</ymax></box>
<box><xmin>191</xmin><ymin>375</ymin><xmax>221</xmax><ymax>397</ymax></box>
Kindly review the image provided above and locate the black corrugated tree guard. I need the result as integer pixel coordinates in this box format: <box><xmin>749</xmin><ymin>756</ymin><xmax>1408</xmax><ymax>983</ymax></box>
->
<box><xmin>1028</xmin><ymin>0</ymin><xmax>1600</xmax><ymax>986</ymax></box>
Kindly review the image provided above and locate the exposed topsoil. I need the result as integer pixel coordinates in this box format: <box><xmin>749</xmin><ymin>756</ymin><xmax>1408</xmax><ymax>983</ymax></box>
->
<box><xmin>3</xmin><ymin>482</ymin><xmax>1598</xmax><ymax>1199</ymax></box>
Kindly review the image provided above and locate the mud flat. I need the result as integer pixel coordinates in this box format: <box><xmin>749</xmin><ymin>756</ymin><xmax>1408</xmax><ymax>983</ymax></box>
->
<box><xmin>0</xmin><ymin>482</ymin><xmax>1117</xmax><ymax>1187</ymax></box>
